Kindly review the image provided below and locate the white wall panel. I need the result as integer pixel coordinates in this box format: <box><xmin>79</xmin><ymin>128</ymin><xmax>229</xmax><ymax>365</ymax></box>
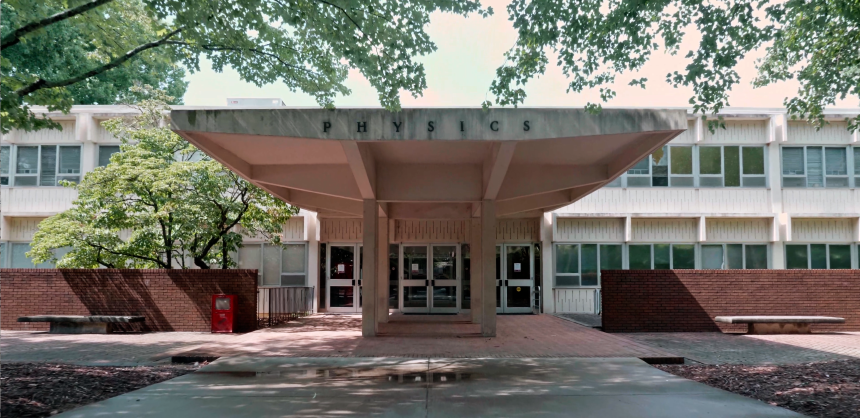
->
<box><xmin>319</xmin><ymin>219</ymin><xmax>363</xmax><ymax>242</ymax></box>
<box><xmin>782</xmin><ymin>189</ymin><xmax>857</xmax><ymax>213</ymax></box>
<box><xmin>394</xmin><ymin>220</ymin><xmax>468</xmax><ymax>242</ymax></box>
<box><xmin>559</xmin><ymin>188</ymin><xmax>771</xmax><ymax>214</ymax></box>
<box><xmin>553</xmin><ymin>289</ymin><xmax>596</xmax><ymax>314</ymax></box>
<box><xmin>560</xmin><ymin>188</ymin><xmax>626</xmax><ymax>213</ymax></box>
<box><xmin>0</xmin><ymin>187</ymin><xmax>78</xmax><ymax>214</ymax></box>
<box><xmin>787</xmin><ymin>121</ymin><xmax>852</xmax><ymax>144</ymax></box>
<box><xmin>8</xmin><ymin>217</ymin><xmax>46</xmax><ymax>241</ymax></box>
<box><xmin>13</xmin><ymin>121</ymin><xmax>77</xmax><ymax>143</ymax></box>
<box><xmin>703</xmin><ymin>120</ymin><xmax>768</xmax><ymax>144</ymax></box>
<box><xmin>706</xmin><ymin>218</ymin><xmax>770</xmax><ymax>242</ymax></box>
<box><xmin>92</xmin><ymin>120</ymin><xmax>120</xmax><ymax>143</ymax></box>
<box><xmin>791</xmin><ymin>218</ymin><xmax>854</xmax><ymax>242</ymax></box>
<box><xmin>555</xmin><ymin>218</ymin><xmax>624</xmax><ymax>242</ymax></box>
<box><xmin>631</xmin><ymin>218</ymin><xmax>697</xmax><ymax>242</ymax></box>
<box><xmin>698</xmin><ymin>189</ymin><xmax>772</xmax><ymax>214</ymax></box>
<box><xmin>496</xmin><ymin>219</ymin><xmax>539</xmax><ymax>242</ymax></box>
<box><xmin>669</xmin><ymin>120</ymin><xmax>696</xmax><ymax>144</ymax></box>
<box><xmin>282</xmin><ymin>216</ymin><xmax>305</xmax><ymax>241</ymax></box>
<box><xmin>625</xmin><ymin>189</ymin><xmax>700</xmax><ymax>213</ymax></box>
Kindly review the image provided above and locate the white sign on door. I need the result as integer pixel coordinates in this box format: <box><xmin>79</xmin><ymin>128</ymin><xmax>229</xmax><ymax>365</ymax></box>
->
<box><xmin>337</xmin><ymin>264</ymin><xmax>345</xmax><ymax>273</ymax></box>
<box><xmin>513</xmin><ymin>263</ymin><xmax>522</xmax><ymax>272</ymax></box>
<box><xmin>411</xmin><ymin>263</ymin><xmax>419</xmax><ymax>273</ymax></box>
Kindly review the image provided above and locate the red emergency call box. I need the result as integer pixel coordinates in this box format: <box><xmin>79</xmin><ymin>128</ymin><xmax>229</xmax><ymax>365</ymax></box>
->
<box><xmin>211</xmin><ymin>294</ymin><xmax>236</xmax><ymax>333</ymax></box>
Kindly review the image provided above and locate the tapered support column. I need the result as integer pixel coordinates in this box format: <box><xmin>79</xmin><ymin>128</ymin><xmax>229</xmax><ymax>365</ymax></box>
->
<box><xmin>471</xmin><ymin>218</ymin><xmax>483</xmax><ymax>324</ymax></box>
<box><xmin>377</xmin><ymin>216</ymin><xmax>389</xmax><ymax>323</ymax></box>
<box><xmin>481</xmin><ymin>200</ymin><xmax>497</xmax><ymax>337</ymax></box>
<box><xmin>540</xmin><ymin>212</ymin><xmax>554</xmax><ymax>314</ymax></box>
<box><xmin>362</xmin><ymin>199</ymin><xmax>378</xmax><ymax>337</ymax></box>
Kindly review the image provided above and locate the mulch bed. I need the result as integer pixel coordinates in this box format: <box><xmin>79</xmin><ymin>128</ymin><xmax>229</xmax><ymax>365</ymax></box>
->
<box><xmin>1</xmin><ymin>363</ymin><xmax>199</xmax><ymax>418</ymax></box>
<box><xmin>656</xmin><ymin>359</ymin><xmax>860</xmax><ymax>418</ymax></box>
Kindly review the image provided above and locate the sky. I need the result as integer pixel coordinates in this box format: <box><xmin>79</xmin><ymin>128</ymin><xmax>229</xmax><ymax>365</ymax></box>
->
<box><xmin>182</xmin><ymin>0</ymin><xmax>857</xmax><ymax>110</ymax></box>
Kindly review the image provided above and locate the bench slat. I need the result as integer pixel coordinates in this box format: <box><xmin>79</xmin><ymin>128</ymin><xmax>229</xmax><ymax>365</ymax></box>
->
<box><xmin>17</xmin><ymin>315</ymin><xmax>145</xmax><ymax>323</ymax></box>
<box><xmin>714</xmin><ymin>316</ymin><xmax>844</xmax><ymax>324</ymax></box>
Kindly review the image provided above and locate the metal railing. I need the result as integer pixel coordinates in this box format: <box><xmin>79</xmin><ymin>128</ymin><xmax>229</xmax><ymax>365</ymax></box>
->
<box><xmin>257</xmin><ymin>287</ymin><xmax>314</xmax><ymax>328</ymax></box>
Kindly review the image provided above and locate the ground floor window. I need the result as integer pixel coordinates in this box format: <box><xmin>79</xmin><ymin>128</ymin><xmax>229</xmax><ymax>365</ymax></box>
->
<box><xmin>239</xmin><ymin>243</ymin><xmax>308</xmax><ymax>286</ymax></box>
<box><xmin>554</xmin><ymin>243</ymin><xmax>622</xmax><ymax>287</ymax></box>
<box><xmin>701</xmin><ymin>244</ymin><xmax>769</xmax><ymax>269</ymax></box>
<box><xmin>628</xmin><ymin>243</ymin><xmax>695</xmax><ymax>270</ymax></box>
<box><xmin>786</xmin><ymin>244</ymin><xmax>852</xmax><ymax>269</ymax></box>
<box><xmin>1</xmin><ymin>242</ymin><xmax>69</xmax><ymax>268</ymax></box>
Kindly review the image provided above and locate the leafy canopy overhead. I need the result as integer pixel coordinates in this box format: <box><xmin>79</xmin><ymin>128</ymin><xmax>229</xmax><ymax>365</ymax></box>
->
<box><xmin>28</xmin><ymin>87</ymin><xmax>298</xmax><ymax>269</ymax></box>
<box><xmin>489</xmin><ymin>0</ymin><xmax>860</xmax><ymax>130</ymax></box>
<box><xmin>2</xmin><ymin>0</ymin><xmax>491</xmax><ymax>133</ymax></box>
<box><xmin>1</xmin><ymin>0</ymin><xmax>187</xmax><ymax>133</ymax></box>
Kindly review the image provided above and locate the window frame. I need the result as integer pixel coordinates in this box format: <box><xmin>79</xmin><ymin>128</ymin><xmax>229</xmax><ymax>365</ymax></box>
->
<box><xmin>626</xmin><ymin>243</ymin><xmax>697</xmax><ymax>270</ymax></box>
<box><xmin>785</xmin><ymin>243</ymin><xmax>856</xmax><ymax>269</ymax></box>
<box><xmin>97</xmin><ymin>144</ymin><xmax>122</xmax><ymax>167</ymax></box>
<box><xmin>1</xmin><ymin>144</ymin><xmax>83</xmax><ymax>187</ymax></box>
<box><xmin>700</xmin><ymin>243</ymin><xmax>771</xmax><ymax>269</ymax></box>
<box><xmin>553</xmin><ymin>243</ymin><xmax>622</xmax><ymax>288</ymax></box>
<box><xmin>782</xmin><ymin>146</ymin><xmax>852</xmax><ymax>189</ymax></box>
<box><xmin>241</xmin><ymin>242</ymin><xmax>309</xmax><ymax>287</ymax></box>
<box><xmin>614</xmin><ymin>144</ymin><xmax>768</xmax><ymax>189</ymax></box>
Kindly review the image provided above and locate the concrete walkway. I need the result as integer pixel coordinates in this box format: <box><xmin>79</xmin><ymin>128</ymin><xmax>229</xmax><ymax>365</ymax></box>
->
<box><xmin>620</xmin><ymin>332</ymin><xmax>860</xmax><ymax>365</ymax></box>
<box><xmin>54</xmin><ymin>357</ymin><xmax>802</xmax><ymax>417</ymax></box>
<box><xmin>170</xmin><ymin>314</ymin><xmax>680</xmax><ymax>361</ymax></box>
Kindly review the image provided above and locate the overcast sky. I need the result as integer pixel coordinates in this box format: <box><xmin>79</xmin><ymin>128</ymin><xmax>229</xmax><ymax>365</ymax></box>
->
<box><xmin>183</xmin><ymin>0</ymin><xmax>856</xmax><ymax>109</ymax></box>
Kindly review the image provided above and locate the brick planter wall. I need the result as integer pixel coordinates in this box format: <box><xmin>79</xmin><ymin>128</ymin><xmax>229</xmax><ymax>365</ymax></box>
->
<box><xmin>1</xmin><ymin>269</ymin><xmax>258</xmax><ymax>332</ymax></box>
<box><xmin>601</xmin><ymin>270</ymin><xmax>860</xmax><ymax>333</ymax></box>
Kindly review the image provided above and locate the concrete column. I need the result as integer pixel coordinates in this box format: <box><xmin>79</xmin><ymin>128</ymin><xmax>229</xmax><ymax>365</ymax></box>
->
<box><xmin>377</xmin><ymin>215</ymin><xmax>389</xmax><ymax>323</ymax></box>
<box><xmin>481</xmin><ymin>200</ymin><xmax>496</xmax><ymax>337</ymax></box>
<box><xmin>470</xmin><ymin>218</ymin><xmax>483</xmax><ymax>324</ymax></box>
<box><xmin>362</xmin><ymin>199</ymin><xmax>378</xmax><ymax>337</ymax></box>
<box><xmin>305</xmin><ymin>212</ymin><xmax>319</xmax><ymax>313</ymax></box>
<box><xmin>540</xmin><ymin>212</ymin><xmax>554</xmax><ymax>314</ymax></box>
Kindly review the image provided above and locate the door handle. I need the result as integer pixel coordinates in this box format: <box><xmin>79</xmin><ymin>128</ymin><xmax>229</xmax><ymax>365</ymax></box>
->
<box><xmin>425</xmin><ymin>280</ymin><xmax>429</xmax><ymax>287</ymax></box>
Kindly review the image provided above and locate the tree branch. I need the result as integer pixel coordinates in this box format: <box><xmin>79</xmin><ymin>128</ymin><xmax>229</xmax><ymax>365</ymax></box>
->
<box><xmin>165</xmin><ymin>41</ymin><xmax>323</xmax><ymax>78</ymax></box>
<box><xmin>2</xmin><ymin>0</ymin><xmax>116</xmax><ymax>49</ymax></box>
<box><xmin>14</xmin><ymin>27</ymin><xmax>185</xmax><ymax>97</ymax></box>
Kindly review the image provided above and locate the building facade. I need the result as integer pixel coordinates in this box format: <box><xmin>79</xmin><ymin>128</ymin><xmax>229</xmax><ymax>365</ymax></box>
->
<box><xmin>2</xmin><ymin>106</ymin><xmax>859</xmax><ymax>317</ymax></box>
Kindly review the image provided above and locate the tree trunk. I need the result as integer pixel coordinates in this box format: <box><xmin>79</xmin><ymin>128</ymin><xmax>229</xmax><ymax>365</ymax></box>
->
<box><xmin>221</xmin><ymin>236</ymin><xmax>229</xmax><ymax>269</ymax></box>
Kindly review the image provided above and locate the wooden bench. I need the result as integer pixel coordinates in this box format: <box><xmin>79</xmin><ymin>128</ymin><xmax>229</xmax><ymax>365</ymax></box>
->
<box><xmin>714</xmin><ymin>316</ymin><xmax>845</xmax><ymax>334</ymax></box>
<box><xmin>17</xmin><ymin>315</ymin><xmax>145</xmax><ymax>334</ymax></box>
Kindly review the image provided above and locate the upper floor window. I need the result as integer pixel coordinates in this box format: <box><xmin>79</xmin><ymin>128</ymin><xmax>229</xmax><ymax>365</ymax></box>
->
<box><xmin>782</xmin><ymin>146</ymin><xmax>850</xmax><ymax>188</ymax></box>
<box><xmin>98</xmin><ymin>145</ymin><xmax>121</xmax><ymax>167</ymax></box>
<box><xmin>613</xmin><ymin>145</ymin><xmax>766</xmax><ymax>188</ymax></box>
<box><xmin>0</xmin><ymin>145</ymin><xmax>81</xmax><ymax>186</ymax></box>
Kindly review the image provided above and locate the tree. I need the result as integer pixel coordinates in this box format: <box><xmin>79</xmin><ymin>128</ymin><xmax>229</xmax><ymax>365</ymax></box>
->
<box><xmin>1</xmin><ymin>0</ymin><xmax>188</xmax><ymax>133</ymax></box>
<box><xmin>488</xmin><ymin>0</ymin><xmax>860</xmax><ymax>130</ymax></box>
<box><xmin>1</xmin><ymin>0</ymin><xmax>491</xmax><ymax>133</ymax></box>
<box><xmin>27</xmin><ymin>88</ymin><xmax>299</xmax><ymax>269</ymax></box>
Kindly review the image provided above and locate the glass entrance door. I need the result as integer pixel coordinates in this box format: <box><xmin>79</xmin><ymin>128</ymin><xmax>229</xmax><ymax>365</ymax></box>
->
<box><xmin>400</xmin><ymin>244</ymin><xmax>460</xmax><ymax>313</ymax></box>
<box><xmin>326</xmin><ymin>244</ymin><xmax>362</xmax><ymax>313</ymax></box>
<box><xmin>497</xmin><ymin>244</ymin><xmax>534</xmax><ymax>314</ymax></box>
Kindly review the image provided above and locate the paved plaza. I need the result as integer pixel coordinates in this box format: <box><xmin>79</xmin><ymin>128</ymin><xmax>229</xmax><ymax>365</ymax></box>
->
<box><xmin>170</xmin><ymin>314</ymin><xmax>680</xmax><ymax>360</ymax></box>
<box><xmin>53</xmin><ymin>357</ymin><xmax>802</xmax><ymax>418</ymax></box>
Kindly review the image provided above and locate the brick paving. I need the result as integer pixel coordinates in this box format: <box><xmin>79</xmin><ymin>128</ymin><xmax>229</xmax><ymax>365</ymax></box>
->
<box><xmin>619</xmin><ymin>332</ymin><xmax>860</xmax><ymax>365</ymax></box>
<box><xmin>173</xmin><ymin>313</ymin><xmax>681</xmax><ymax>359</ymax></box>
<box><xmin>0</xmin><ymin>331</ymin><xmax>243</xmax><ymax>365</ymax></box>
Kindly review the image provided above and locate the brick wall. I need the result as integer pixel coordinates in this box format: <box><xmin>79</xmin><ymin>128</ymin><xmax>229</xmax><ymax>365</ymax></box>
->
<box><xmin>602</xmin><ymin>270</ymin><xmax>860</xmax><ymax>333</ymax></box>
<box><xmin>1</xmin><ymin>269</ymin><xmax>258</xmax><ymax>332</ymax></box>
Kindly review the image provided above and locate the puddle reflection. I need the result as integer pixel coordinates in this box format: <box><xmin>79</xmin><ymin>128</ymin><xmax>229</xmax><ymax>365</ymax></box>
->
<box><xmin>200</xmin><ymin>369</ymin><xmax>477</xmax><ymax>383</ymax></box>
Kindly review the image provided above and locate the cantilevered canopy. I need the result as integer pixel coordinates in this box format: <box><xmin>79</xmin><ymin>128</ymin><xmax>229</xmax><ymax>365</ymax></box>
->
<box><xmin>170</xmin><ymin>108</ymin><xmax>687</xmax><ymax>218</ymax></box>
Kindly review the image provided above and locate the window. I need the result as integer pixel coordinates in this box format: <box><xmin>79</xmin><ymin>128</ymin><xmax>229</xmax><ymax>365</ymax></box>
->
<box><xmin>0</xmin><ymin>146</ymin><xmax>9</xmax><ymax>185</ymax></box>
<box><xmin>619</xmin><ymin>145</ymin><xmax>765</xmax><ymax>188</ymax></box>
<box><xmin>9</xmin><ymin>242</ymin><xmax>55</xmax><ymax>268</ymax></box>
<box><xmin>240</xmin><ymin>243</ymin><xmax>308</xmax><ymax>286</ymax></box>
<box><xmin>1</xmin><ymin>145</ymin><xmax>81</xmax><ymax>186</ymax></box>
<box><xmin>98</xmin><ymin>145</ymin><xmax>121</xmax><ymax>167</ymax></box>
<box><xmin>783</xmin><ymin>146</ymin><xmax>849</xmax><ymax>188</ymax></box>
<box><xmin>699</xmin><ymin>146</ymin><xmax>766</xmax><ymax>187</ymax></box>
<box><xmin>628</xmin><ymin>244</ymin><xmax>695</xmax><ymax>269</ymax></box>
<box><xmin>0</xmin><ymin>242</ymin><xmax>5</xmax><ymax>268</ymax></box>
<box><xmin>554</xmin><ymin>243</ymin><xmax>621</xmax><ymax>287</ymax></box>
<box><xmin>701</xmin><ymin>244</ymin><xmax>768</xmax><ymax>269</ymax></box>
<box><xmin>786</xmin><ymin>244</ymin><xmax>852</xmax><ymax>269</ymax></box>
<box><xmin>854</xmin><ymin>148</ymin><xmax>860</xmax><ymax>186</ymax></box>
